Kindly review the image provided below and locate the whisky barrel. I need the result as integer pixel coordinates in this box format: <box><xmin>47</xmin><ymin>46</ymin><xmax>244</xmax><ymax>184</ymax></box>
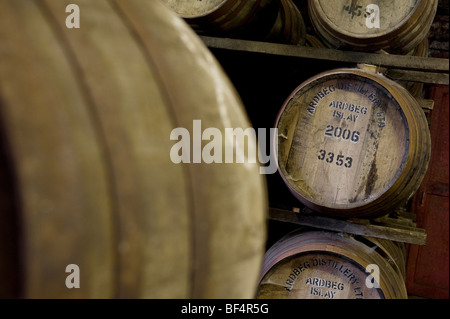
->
<box><xmin>162</xmin><ymin>0</ymin><xmax>280</xmax><ymax>41</ymax></box>
<box><xmin>257</xmin><ymin>229</ymin><xmax>408</xmax><ymax>299</ymax></box>
<box><xmin>275</xmin><ymin>67</ymin><xmax>431</xmax><ymax>219</ymax></box>
<box><xmin>0</xmin><ymin>0</ymin><xmax>266</xmax><ymax>298</ymax></box>
<box><xmin>308</xmin><ymin>0</ymin><xmax>438</xmax><ymax>54</ymax></box>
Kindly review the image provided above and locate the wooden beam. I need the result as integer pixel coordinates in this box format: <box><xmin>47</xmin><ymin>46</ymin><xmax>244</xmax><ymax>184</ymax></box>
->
<box><xmin>269</xmin><ymin>207</ymin><xmax>427</xmax><ymax>245</ymax></box>
<box><xmin>201</xmin><ymin>36</ymin><xmax>449</xmax><ymax>84</ymax></box>
<box><xmin>386</xmin><ymin>69</ymin><xmax>449</xmax><ymax>85</ymax></box>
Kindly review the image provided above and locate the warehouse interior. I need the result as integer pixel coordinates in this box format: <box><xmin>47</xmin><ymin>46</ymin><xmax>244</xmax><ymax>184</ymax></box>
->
<box><xmin>0</xmin><ymin>0</ymin><xmax>448</xmax><ymax>301</ymax></box>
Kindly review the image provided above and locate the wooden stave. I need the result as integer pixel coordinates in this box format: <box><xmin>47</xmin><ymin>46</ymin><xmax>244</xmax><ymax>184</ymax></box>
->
<box><xmin>257</xmin><ymin>229</ymin><xmax>408</xmax><ymax>299</ymax></box>
<box><xmin>365</xmin><ymin>76</ymin><xmax>430</xmax><ymax>215</ymax></box>
<box><xmin>368</xmin><ymin>237</ymin><xmax>406</xmax><ymax>280</ymax></box>
<box><xmin>346</xmin><ymin>73</ymin><xmax>431</xmax><ymax>217</ymax></box>
<box><xmin>379</xmin><ymin>80</ymin><xmax>431</xmax><ymax>209</ymax></box>
<box><xmin>115</xmin><ymin>0</ymin><xmax>268</xmax><ymax>298</ymax></box>
<box><xmin>274</xmin><ymin>68</ymin><xmax>431</xmax><ymax>219</ymax></box>
<box><xmin>357</xmin><ymin>236</ymin><xmax>406</xmax><ymax>281</ymax></box>
<box><xmin>343</xmin><ymin>71</ymin><xmax>430</xmax><ymax>217</ymax></box>
<box><xmin>0</xmin><ymin>0</ymin><xmax>267</xmax><ymax>299</ymax></box>
<box><xmin>0</xmin><ymin>0</ymin><xmax>116</xmax><ymax>298</ymax></box>
<box><xmin>281</xmin><ymin>0</ymin><xmax>306</xmax><ymax>45</ymax></box>
<box><xmin>288</xmin><ymin>0</ymin><xmax>306</xmax><ymax>45</ymax></box>
<box><xmin>385</xmin><ymin>0</ymin><xmax>437</xmax><ymax>54</ymax></box>
<box><xmin>308</xmin><ymin>0</ymin><xmax>438</xmax><ymax>54</ymax></box>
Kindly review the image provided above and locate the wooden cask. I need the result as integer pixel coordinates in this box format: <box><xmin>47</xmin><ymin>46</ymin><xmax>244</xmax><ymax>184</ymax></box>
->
<box><xmin>0</xmin><ymin>0</ymin><xmax>267</xmax><ymax>299</ymax></box>
<box><xmin>257</xmin><ymin>229</ymin><xmax>408</xmax><ymax>299</ymax></box>
<box><xmin>275</xmin><ymin>67</ymin><xmax>431</xmax><ymax>219</ymax></box>
<box><xmin>308</xmin><ymin>0</ymin><xmax>438</xmax><ymax>54</ymax></box>
<box><xmin>162</xmin><ymin>0</ymin><xmax>280</xmax><ymax>41</ymax></box>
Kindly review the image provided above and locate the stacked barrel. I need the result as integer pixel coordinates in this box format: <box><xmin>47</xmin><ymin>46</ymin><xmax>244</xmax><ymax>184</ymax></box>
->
<box><xmin>162</xmin><ymin>0</ymin><xmax>437</xmax><ymax>300</ymax></box>
<box><xmin>308</xmin><ymin>0</ymin><xmax>438</xmax><ymax>54</ymax></box>
<box><xmin>265</xmin><ymin>68</ymin><xmax>429</xmax><ymax>294</ymax></box>
<box><xmin>0</xmin><ymin>0</ymin><xmax>439</xmax><ymax>301</ymax></box>
<box><xmin>162</xmin><ymin>0</ymin><xmax>306</xmax><ymax>45</ymax></box>
<box><xmin>257</xmin><ymin>0</ymin><xmax>436</xmax><ymax>300</ymax></box>
<box><xmin>306</xmin><ymin>0</ymin><xmax>438</xmax><ymax>97</ymax></box>
<box><xmin>274</xmin><ymin>67</ymin><xmax>431</xmax><ymax>219</ymax></box>
<box><xmin>257</xmin><ymin>229</ymin><xmax>408</xmax><ymax>299</ymax></box>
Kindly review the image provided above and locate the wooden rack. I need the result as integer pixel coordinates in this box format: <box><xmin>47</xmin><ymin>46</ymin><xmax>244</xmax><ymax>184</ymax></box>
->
<box><xmin>269</xmin><ymin>206</ymin><xmax>426</xmax><ymax>245</ymax></box>
<box><xmin>200</xmin><ymin>35</ymin><xmax>449</xmax><ymax>246</ymax></box>
<box><xmin>201</xmin><ymin>36</ymin><xmax>449</xmax><ymax>85</ymax></box>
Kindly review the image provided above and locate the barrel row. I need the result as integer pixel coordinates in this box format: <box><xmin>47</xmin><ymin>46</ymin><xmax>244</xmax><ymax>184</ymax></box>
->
<box><xmin>257</xmin><ymin>229</ymin><xmax>408</xmax><ymax>299</ymax></box>
<box><xmin>163</xmin><ymin>0</ymin><xmax>306</xmax><ymax>45</ymax></box>
<box><xmin>275</xmin><ymin>67</ymin><xmax>431</xmax><ymax>219</ymax></box>
<box><xmin>163</xmin><ymin>1</ymin><xmax>436</xmax><ymax>99</ymax></box>
<box><xmin>163</xmin><ymin>0</ymin><xmax>437</xmax><ymax>54</ymax></box>
<box><xmin>165</xmin><ymin>2</ymin><xmax>432</xmax><ymax>220</ymax></box>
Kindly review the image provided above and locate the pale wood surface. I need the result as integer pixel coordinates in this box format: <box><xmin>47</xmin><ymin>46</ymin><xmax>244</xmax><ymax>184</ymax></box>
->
<box><xmin>0</xmin><ymin>0</ymin><xmax>267</xmax><ymax>299</ymax></box>
<box><xmin>0</xmin><ymin>0</ymin><xmax>115</xmax><ymax>298</ymax></box>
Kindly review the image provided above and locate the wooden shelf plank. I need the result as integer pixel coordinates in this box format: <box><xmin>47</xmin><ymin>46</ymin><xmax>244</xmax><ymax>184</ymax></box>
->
<box><xmin>269</xmin><ymin>207</ymin><xmax>427</xmax><ymax>245</ymax></box>
<box><xmin>201</xmin><ymin>36</ymin><xmax>449</xmax><ymax>84</ymax></box>
<box><xmin>385</xmin><ymin>69</ymin><xmax>449</xmax><ymax>85</ymax></box>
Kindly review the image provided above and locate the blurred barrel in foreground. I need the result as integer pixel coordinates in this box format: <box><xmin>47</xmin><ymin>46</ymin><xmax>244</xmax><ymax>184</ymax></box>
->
<box><xmin>257</xmin><ymin>229</ymin><xmax>408</xmax><ymax>299</ymax></box>
<box><xmin>0</xmin><ymin>0</ymin><xmax>267</xmax><ymax>298</ymax></box>
<box><xmin>275</xmin><ymin>67</ymin><xmax>431</xmax><ymax>219</ymax></box>
<box><xmin>308</xmin><ymin>0</ymin><xmax>438</xmax><ymax>54</ymax></box>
